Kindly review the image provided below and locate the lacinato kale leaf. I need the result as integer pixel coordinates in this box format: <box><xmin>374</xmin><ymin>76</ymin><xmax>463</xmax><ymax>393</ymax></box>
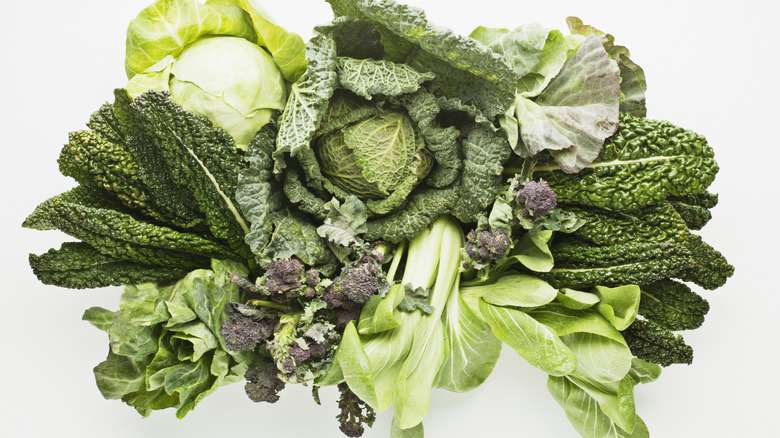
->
<box><xmin>532</xmin><ymin>113</ymin><xmax>719</xmax><ymax>211</ymax></box>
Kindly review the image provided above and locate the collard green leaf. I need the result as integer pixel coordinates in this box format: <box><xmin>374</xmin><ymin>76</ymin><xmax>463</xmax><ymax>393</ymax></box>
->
<box><xmin>508</xmin><ymin>36</ymin><xmax>620</xmax><ymax>173</ymax></box>
<box><xmin>327</xmin><ymin>0</ymin><xmax>516</xmax><ymax>118</ymax></box>
<box><xmin>336</xmin><ymin>57</ymin><xmax>434</xmax><ymax>100</ymax></box>
<box><xmin>566</xmin><ymin>17</ymin><xmax>647</xmax><ymax>117</ymax></box>
<box><xmin>480</xmin><ymin>299</ymin><xmax>576</xmax><ymax>376</ymax></box>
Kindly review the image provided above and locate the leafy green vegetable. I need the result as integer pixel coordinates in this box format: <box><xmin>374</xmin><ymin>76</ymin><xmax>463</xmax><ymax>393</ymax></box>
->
<box><xmin>327</xmin><ymin>0</ymin><xmax>517</xmax><ymax>118</ymax></box>
<box><xmin>498</xmin><ymin>36</ymin><xmax>621</xmax><ymax>173</ymax></box>
<box><xmin>638</xmin><ymin>279</ymin><xmax>709</xmax><ymax>331</ymax></box>
<box><xmin>124</xmin><ymin>0</ymin><xmax>301</xmax><ymax>146</ymax></box>
<box><xmin>83</xmin><ymin>260</ymin><xmax>252</xmax><ymax>418</ymax></box>
<box><xmin>530</xmin><ymin>113</ymin><xmax>719</xmax><ymax>211</ymax></box>
<box><xmin>621</xmin><ymin>319</ymin><xmax>693</xmax><ymax>367</ymax></box>
<box><xmin>667</xmin><ymin>192</ymin><xmax>718</xmax><ymax>230</ymax></box>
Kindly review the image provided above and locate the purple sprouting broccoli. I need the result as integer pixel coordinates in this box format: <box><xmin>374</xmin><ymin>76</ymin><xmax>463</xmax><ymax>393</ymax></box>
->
<box><xmin>220</xmin><ymin>304</ymin><xmax>278</xmax><ymax>352</ymax></box>
<box><xmin>515</xmin><ymin>179</ymin><xmax>557</xmax><ymax>219</ymax></box>
<box><xmin>465</xmin><ymin>229</ymin><xmax>511</xmax><ymax>264</ymax></box>
<box><xmin>244</xmin><ymin>365</ymin><xmax>286</xmax><ymax>403</ymax></box>
<box><xmin>259</xmin><ymin>258</ymin><xmax>322</xmax><ymax>303</ymax></box>
<box><xmin>336</xmin><ymin>382</ymin><xmax>376</xmax><ymax>437</ymax></box>
<box><xmin>322</xmin><ymin>253</ymin><xmax>389</xmax><ymax>326</ymax></box>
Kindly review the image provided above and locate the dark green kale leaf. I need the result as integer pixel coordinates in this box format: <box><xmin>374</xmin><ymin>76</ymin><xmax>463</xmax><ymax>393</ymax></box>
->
<box><xmin>533</xmin><ymin>113</ymin><xmax>719</xmax><ymax>211</ymax></box>
<box><xmin>668</xmin><ymin>192</ymin><xmax>719</xmax><ymax>230</ymax></box>
<box><xmin>622</xmin><ymin>319</ymin><xmax>694</xmax><ymax>367</ymax></box>
<box><xmin>29</xmin><ymin>242</ymin><xmax>192</xmax><ymax>289</ymax></box>
<box><xmin>639</xmin><ymin>279</ymin><xmax>709</xmax><ymax>331</ymax></box>
<box><xmin>677</xmin><ymin>234</ymin><xmax>734</xmax><ymax>290</ymax></box>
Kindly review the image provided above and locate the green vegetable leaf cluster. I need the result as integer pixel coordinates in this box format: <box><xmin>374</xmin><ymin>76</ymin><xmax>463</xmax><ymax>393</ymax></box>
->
<box><xmin>82</xmin><ymin>260</ymin><xmax>252</xmax><ymax>418</ymax></box>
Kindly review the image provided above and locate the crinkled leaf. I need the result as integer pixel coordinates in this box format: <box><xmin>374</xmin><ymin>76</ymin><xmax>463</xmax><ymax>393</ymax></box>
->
<box><xmin>236</xmin><ymin>127</ymin><xmax>280</xmax><ymax>261</ymax></box>
<box><xmin>337</xmin><ymin>57</ymin><xmax>434</xmax><ymax>100</ymax></box>
<box><xmin>327</xmin><ymin>0</ymin><xmax>516</xmax><ymax>118</ymax></box>
<box><xmin>275</xmin><ymin>33</ymin><xmax>338</xmax><ymax>168</ymax></box>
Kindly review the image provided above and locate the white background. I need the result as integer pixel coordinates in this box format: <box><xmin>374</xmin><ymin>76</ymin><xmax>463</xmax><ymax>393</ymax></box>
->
<box><xmin>1</xmin><ymin>0</ymin><xmax>777</xmax><ymax>437</ymax></box>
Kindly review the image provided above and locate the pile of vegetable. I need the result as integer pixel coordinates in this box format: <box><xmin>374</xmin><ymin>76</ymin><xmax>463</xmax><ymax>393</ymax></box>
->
<box><xmin>24</xmin><ymin>0</ymin><xmax>733</xmax><ymax>436</ymax></box>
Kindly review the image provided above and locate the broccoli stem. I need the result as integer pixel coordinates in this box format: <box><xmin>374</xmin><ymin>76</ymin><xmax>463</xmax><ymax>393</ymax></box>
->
<box><xmin>247</xmin><ymin>299</ymin><xmax>293</xmax><ymax>313</ymax></box>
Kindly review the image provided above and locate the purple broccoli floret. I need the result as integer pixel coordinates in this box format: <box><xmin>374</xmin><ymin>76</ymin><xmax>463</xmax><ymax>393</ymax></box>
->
<box><xmin>465</xmin><ymin>229</ymin><xmax>511</xmax><ymax>263</ymax></box>
<box><xmin>336</xmin><ymin>382</ymin><xmax>376</xmax><ymax>437</ymax></box>
<box><xmin>265</xmin><ymin>258</ymin><xmax>304</xmax><ymax>293</ymax></box>
<box><xmin>220</xmin><ymin>313</ymin><xmax>275</xmax><ymax>351</ymax></box>
<box><xmin>515</xmin><ymin>180</ymin><xmax>557</xmax><ymax>219</ymax></box>
<box><xmin>244</xmin><ymin>366</ymin><xmax>286</xmax><ymax>403</ymax></box>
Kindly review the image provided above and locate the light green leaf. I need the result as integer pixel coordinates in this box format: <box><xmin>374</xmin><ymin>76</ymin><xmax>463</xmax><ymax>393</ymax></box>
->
<box><xmin>548</xmin><ymin>375</ymin><xmax>648</xmax><ymax>438</ymax></box>
<box><xmin>337</xmin><ymin>57</ymin><xmax>434</xmax><ymax>100</ymax></box>
<box><xmin>358</xmin><ymin>284</ymin><xmax>404</xmax><ymax>335</ymax></box>
<box><xmin>594</xmin><ymin>284</ymin><xmax>641</xmax><ymax>331</ymax></box>
<box><xmin>480</xmin><ymin>299</ymin><xmax>576</xmax><ymax>376</ymax></box>
<box><xmin>391</xmin><ymin>419</ymin><xmax>424</xmax><ymax>438</ymax></box>
<box><xmin>557</xmin><ymin>288</ymin><xmax>600</xmax><ymax>310</ymax></box>
<box><xmin>513</xmin><ymin>229</ymin><xmax>554</xmax><ymax>272</ymax></box>
<box><xmin>437</xmin><ymin>290</ymin><xmax>501</xmax><ymax>392</ymax></box>
<box><xmin>337</xmin><ymin>321</ymin><xmax>379</xmax><ymax>409</ymax></box>
<box><xmin>469</xmin><ymin>26</ymin><xmax>510</xmax><ymax>46</ymax></box>
<box><xmin>509</xmin><ymin>36</ymin><xmax>620</xmax><ymax>173</ymax></box>
<box><xmin>213</xmin><ymin>0</ymin><xmax>308</xmax><ymax>82</ymax></box>
<box><xmin>563</xmin><ymin>332</ymin><xmax>633</xmax><ymax>384</ymax></box>
<box><xmin>83</xmin><ymin>307</ymin><xmax>116</xmax><ymax>333</ymax></box>
<box><xmin>482</xmin><ymin>274</ymin><xmax>558</xmax><ymax>308</ymax></box>
<box><xmin>628</xmin><ymin>358</ymin><xmax>662</xmax><ymax>385</ymax></box>
<box><xmin>125</xmin><ymin>0</ymin><xmax>256</xmax><ymax>78</ymax></box>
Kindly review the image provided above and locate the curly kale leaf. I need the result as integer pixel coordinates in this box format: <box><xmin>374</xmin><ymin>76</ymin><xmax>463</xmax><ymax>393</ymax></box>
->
<box><xmin>533</xmin><ymin>113</ymin><xmax>719</xmax><ymax>211</ymax></box>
